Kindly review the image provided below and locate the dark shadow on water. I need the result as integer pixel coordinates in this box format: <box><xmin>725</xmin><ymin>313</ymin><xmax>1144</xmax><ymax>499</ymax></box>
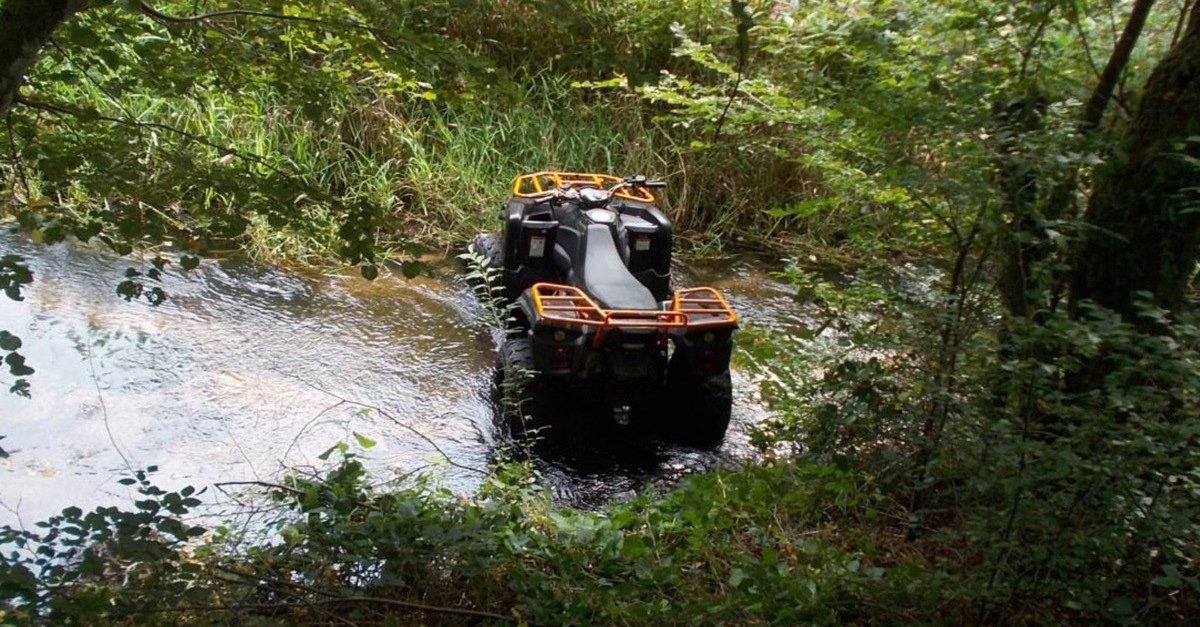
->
<box><xmin>487</xmin><ymin>400</ymin><xmax>733</xmax><ymax>509</ymax></box>
<box><xmin>518</xmin><ymin>425</ymin><xmax>669</xmax><ymax>474</ymax></box>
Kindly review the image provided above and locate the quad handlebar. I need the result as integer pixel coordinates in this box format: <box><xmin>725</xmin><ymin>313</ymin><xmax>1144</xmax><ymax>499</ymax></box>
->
<box><xmin>621</xmin><ymin>174</ymin><xmax>668</xmax><ymax>189</ymax></box>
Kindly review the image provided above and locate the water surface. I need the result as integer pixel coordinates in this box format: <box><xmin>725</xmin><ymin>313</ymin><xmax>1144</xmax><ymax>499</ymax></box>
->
<box><xmin>0</xmin><ymin>232</ymin><xmax>812</xmax><ymax>525</ymax></box>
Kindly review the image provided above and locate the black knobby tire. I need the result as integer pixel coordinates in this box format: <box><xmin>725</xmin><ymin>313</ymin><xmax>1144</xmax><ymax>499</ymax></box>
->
<box><xmin>469</xmin><ymin>233</ymin><xmax>503</xmax><ymax>272</ymax></box>
<box><xmin>495</xmin><ymin>337</ymin><xmax>551</xmax><ymax>435</ymax></box>
<box><xmin>665</xmin><ymin>358</ymin><xmax>733</xmax><ymax>448</ymax></box>
<box><xmin>470</xmin><ymin>233</ymin><xmax>531</xmax><ymax>330</ymax></box>
<box><xmin>467</xmin><ymin>233</ymin><xmax>504</xmax><ymax>296</ymax></box>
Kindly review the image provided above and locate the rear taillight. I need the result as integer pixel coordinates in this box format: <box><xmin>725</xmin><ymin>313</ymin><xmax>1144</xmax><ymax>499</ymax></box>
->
<box><xmin>551</xmin><ymin>346</ymin><xmax>570</xmax><ymax>370</ymax></box>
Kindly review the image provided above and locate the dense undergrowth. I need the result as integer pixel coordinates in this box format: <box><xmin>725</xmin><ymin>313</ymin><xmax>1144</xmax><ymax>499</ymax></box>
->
<box><xmin>3</xmin><ymin>458</ymin><xmax>903</xmax><ymax>625</ymax></box>
<box><xmin>2</xmin><ymin>0</ymin><xmax>828</xmax><ymax>267</ymax></box>
<box><xmin>3</xmin><ymin>0</ymin><xmax>1200</xmax><ymax>624</ymax></box>
<box><xmin>3</xmin><ymin>261</ymin><xmax>1196</xmax><ymax>625</ymax></box>
<box><xmin>14</xmin><ymin>0</ymin><xmax>1175</xmax><ymax>265</ymax></box>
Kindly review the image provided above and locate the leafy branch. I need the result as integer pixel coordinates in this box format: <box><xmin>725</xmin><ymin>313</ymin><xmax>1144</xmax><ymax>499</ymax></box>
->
<box><xmin>136</xmin><ymin>1</ymin><xmax>383</xmax><ymax>37</ymax></box>
<box><xmin>13</xmin><ymin>94</ymin><xmax>307</xmax><ymax>188</ymax></box>
<box><xmin>712</xmin><ymin>0</ymin><xmax>754</xmax><ymax>143</ymax></box>
<box><xmin>1</xmin><ymin>255</ymin><xmax>35</xmax><ymax>397</ymax></box>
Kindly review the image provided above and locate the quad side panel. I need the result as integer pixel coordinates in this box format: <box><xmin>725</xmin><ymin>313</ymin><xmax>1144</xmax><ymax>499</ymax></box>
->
<box><xmin>503</xmin><ymin>198</ymin><xmax>560</xmax><ymax>302</ymax></box>
<box><xmin>613</xmin><ymin>200</ymin><xmax>672</xmax><ymax>300</ymax></box>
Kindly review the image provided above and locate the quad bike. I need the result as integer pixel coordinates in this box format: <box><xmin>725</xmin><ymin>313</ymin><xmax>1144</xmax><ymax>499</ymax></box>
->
<box><xmin>469</xmin><ymin>172</ymin><xmax>737</xmax><ymax>448</ymax></box>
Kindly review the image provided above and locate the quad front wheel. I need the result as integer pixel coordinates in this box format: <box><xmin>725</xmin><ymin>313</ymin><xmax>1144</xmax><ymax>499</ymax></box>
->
<box><xmin>494</xmin><ymin>338</ymin><xmax>551</xmax><ymax>436</ymax></box>
<box><xmin>468</xmin><ymin>233</ymin><xmax>503</xmax><ymax>272</ymax></box>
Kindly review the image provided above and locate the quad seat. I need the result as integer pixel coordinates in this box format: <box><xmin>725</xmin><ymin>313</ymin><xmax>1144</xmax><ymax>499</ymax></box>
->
<box><xmin>575</xmin><ymin>225</ymin><xmax>658</xmax><ymax>311</ymax></box>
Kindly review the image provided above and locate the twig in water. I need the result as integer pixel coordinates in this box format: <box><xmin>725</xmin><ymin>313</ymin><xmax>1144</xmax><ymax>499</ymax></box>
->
<box><xmin>281</xmin><ymin>398</ymin><xmax>349</xmax><ymax>463</ymax></box>
<box><xmin>293</xmin><ymin>378</ymin><xmax>489</xmax><ymax>477</ymax></box>
<box><xmin>86</xmin><ymin>328</ymin><xmax>134</xmax><ymax>474</ymax></box>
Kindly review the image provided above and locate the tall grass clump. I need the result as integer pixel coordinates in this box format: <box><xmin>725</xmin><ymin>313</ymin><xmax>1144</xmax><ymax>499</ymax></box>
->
<box><xmin>3</xmin><ymin>0</ymin><xmax>833</xmax><ymax>266</ymax></box>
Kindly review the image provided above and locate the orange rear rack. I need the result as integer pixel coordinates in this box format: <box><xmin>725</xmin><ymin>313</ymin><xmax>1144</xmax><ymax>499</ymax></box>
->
<box><xmin>512</xmin><ymin>172</ymin><xmax>656</xmax><ymax>203</ymax></box>
<box><xmin>530</xmin><ymin>283</ymin><xmax>737</xmax><ymax>347</ymax></box>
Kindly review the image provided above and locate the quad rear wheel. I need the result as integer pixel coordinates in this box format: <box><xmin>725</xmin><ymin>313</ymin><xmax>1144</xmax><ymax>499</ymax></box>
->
<box><xmin>665</xmin><ymin>358</ymin><xmax>732</xmax><ymax>448</ymax></box>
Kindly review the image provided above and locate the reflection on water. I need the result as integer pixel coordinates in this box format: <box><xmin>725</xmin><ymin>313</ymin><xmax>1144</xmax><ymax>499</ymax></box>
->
<box><xmin>0</xmin><ymin>232</ymin><xmax>811</xmax><ymax>525</ymax></box>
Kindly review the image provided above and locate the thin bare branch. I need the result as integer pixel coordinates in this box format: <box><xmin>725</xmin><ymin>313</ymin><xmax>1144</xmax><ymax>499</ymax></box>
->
<box><xmin>214</xmin><ymin>565</ymin><xmax>513</xmax><ymax>622</ymax></box>
<box><xmin>293</xmin><ymin>378</ymin><xmax>490</xmax><ymax>477</ymax></box>
<box><xmin>214</xmin><ymin>479</ymin><xmax>307</xmax><ymax>500</ymax></box>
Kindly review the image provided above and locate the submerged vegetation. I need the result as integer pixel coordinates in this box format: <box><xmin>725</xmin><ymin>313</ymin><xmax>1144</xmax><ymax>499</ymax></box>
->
<box><xmin>3</xmin><ymin>0</ymin><xmax>1200</xmax><ymax>624</ymax></box>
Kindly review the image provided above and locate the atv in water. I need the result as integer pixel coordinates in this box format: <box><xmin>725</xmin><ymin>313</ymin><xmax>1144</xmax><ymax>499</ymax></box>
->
<box><xmin>470</xmin><ymin>172</ymin><xmax>737</xmax><ymax>448</ymax></box>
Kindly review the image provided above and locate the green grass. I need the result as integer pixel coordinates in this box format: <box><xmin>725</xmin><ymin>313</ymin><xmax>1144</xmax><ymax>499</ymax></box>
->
<box><xmin>7</xmin><ymin>62</ymin><xmax>831</xmax><ymax>265</ymax></box>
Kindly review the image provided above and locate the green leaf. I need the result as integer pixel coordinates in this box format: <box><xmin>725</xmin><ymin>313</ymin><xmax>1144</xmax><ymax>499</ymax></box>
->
<box><xmin>0</xmin><ymin>331</ymin><xmax>21</xmax><ymax>351</ymax></box>
<box><xmin>179</xmin><ymin>255</ymin><xmax>200</xmax><ymax>271</ymax></box>
<box><xmin>9</xmin><ymin>379</ymin><xmax>30</xmax><ymax>397</ymax></box>
<box><xmin>317</xmin><ymin>444</ymin><xmax>340</xmax><ymax>461</ymax></box>
<box><xmin>5</xmin><ymin>352</ymin><xmax>35</xmax><ymax>377</ymax></box>
<box><xmin>728</xmin><ymin>567</ymin><xmax>746</xmax><ymax>588</ymax></box>
<box><xmin>401</xmin><ymin>261</ymin><xmax>422</xmax><ymax>279</ymax></box>
<box><xmin>96</xmin><ymin>49</ymin><xmax>122</xmax><ymax>70</ymax></box>
<box><xmin>361</xmin><ymin>264</ymin><xmax>379</xmax><ymax>281</ymax></box>
<box><xmin>353</xmin><ymin>432</ymin><xmax>377</xmax><ymax>449</ymax></box>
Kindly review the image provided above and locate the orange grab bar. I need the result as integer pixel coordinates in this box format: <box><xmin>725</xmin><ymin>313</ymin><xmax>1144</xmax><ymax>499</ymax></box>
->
<box><xmin>511</xmin><ymin>171</ymin><xmax>656</xmax><ymax>203</ymax></box>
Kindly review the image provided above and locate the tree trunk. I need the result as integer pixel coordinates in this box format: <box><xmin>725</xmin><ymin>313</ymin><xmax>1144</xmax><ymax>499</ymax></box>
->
<box><xmin>1081</xmin><ymin>0</ymin><xmax>1157</xmax><ymax>130</ymax></box>
<box><xmin>1070</xmin><ymin>8</ymin><xmax>1200</xmax><ymax>321</ymax></box>
<box><xmin>994</xmin><ymin>2</ymin><xmax>1156</xmax><ymax>322</ymax></box>
<box><xmin>0</xmin><ymin>0</ymin><xmax>91</xmax><ymax>117</ymax></box>
<box><xmin>992</xmin><ymin>92</ymin><xmax>1047</xmax><ymax>320</ymax></box>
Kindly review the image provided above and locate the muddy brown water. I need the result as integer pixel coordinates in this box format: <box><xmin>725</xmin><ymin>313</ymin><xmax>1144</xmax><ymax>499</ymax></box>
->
<box><xmin>0</xmin><ymin>231</ymin><xmax>819</xmax><ymax>526</ymax></box>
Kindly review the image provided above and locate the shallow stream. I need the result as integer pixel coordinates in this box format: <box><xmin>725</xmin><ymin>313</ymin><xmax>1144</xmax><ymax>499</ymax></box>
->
<box><xmin>0</xmin><ymin>231</ymin><xmax>815</xmax><ymax>526</ymax></box>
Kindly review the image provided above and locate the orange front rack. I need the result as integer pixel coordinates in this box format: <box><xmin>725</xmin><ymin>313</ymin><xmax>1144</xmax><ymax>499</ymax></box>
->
<box><xmin>531</xmin><ymin>283</ymin><xmax>607</xmax><ymax>326</ymax></box>
<box><xmin>512</xmin><ymin>172</ymin><xmax>657</xmax><ymax>203</ymax></box>
<box><xmin>671</xmin><ymin>287</ymin><xmax>739</xmax><ymax>327</ymax></box>
<box><xmin>530</xmin><ymin>283</ymin><xmax>737</xmax><ymax>346</ymax></box>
